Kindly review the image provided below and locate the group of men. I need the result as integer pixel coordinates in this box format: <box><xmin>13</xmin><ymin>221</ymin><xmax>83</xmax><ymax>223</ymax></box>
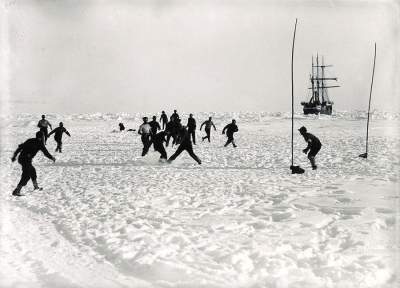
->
<box><xmin>11</xmin><ymin>115</ymin><xmax>71</xmax><ymax>196</ymax></box>
<box><xmin>10</xmin><ymin>111</ymin><xmax>322</xmax><ymax>196</ymax></box>
<box><xmin>37</xmin><ymin>114</ymin><xmax>71</xmax><ymax>152</ymax></box>
<box><xmin>136</xmin><ymin>110</ymin><xmax>240</xmax><ymax>165</ymax></box>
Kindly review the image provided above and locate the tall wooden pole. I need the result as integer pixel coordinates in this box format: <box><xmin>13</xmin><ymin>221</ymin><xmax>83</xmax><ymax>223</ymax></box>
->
<box><xmin>291</xmin><ymin>19</ymin><xmax>298</xmax><ymax>166</ymax></box>
<box><xmin>364</xmin><ymin>43</ymin><xmax>377</xmax><ymax>158</ymax></box>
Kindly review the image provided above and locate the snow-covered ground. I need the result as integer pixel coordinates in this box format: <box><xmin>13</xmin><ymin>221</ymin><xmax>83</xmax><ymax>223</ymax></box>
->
<box><xmin>0</xmin><ymin>111</ymin><xmax>399</xmax><ymax>288</ymax></box>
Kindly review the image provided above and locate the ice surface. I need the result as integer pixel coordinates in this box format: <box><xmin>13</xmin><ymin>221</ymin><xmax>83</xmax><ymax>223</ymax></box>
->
<box><xmin>0</xmin><ymin>112</ymin><xmax>399</xmax><ymax>287</ymax></box>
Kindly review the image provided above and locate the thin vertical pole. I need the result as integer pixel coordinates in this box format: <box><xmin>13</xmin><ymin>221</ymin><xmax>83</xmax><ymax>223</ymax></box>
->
<box><xmin>291</xmin><ymin>18</ymin><xmax>297</xmax><ymax>166</ymax></box>
<box><xmin>365</xmin><ymin>43</ymin><xmax>376</xmax><ymax>157</ymax></box>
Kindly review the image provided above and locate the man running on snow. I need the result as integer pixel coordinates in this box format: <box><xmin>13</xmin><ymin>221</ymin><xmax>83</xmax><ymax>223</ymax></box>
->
<box><xmin>168</xmin><ymin>126</ymin><xmax>201</xmax><ymax>165</ymax></box>
<box><xmin>138</xmin><ymin>117</ymin><xmax>152</xmax><ymax>156</ymax></box>
<box><xmin>222</xmin><ymin>119</ymin><xmax>238</xmax><ymax>147</ymax></box>
<box><xmin>11</xmin><ymin>131</ymin><xmax>56</xmax><ymax>196</ymax></box>
<box><xmin>48</xmin><ymin>122</ymin><xmax>71</xmax><ymax>153</ymax></box>
<box><xmin>200</xmin><ymin>117</ymin><xmax>216</xmax><ymax>143</ymax></box>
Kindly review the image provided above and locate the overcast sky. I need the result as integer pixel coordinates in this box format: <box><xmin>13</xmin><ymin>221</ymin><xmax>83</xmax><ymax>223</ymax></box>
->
<box><xmin>1</xmin><ymin>0</ymin><xmax>399</xmax><ymax>114</ymax></box>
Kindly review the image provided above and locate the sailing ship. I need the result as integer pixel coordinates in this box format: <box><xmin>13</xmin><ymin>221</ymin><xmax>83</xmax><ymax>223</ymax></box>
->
<box><xmin>301</xmin><ymin>55</ymin><xmax>340</xmax><ymax>115</ymax></box>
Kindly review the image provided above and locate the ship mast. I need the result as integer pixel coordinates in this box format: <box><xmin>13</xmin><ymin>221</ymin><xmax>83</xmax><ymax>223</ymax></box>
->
<box><xmin>311</xmin><ymin>56</ymin><xmax>315</xmax><ymax>103</ymax></box>
<box><xmin>316</xmin><ymin>54</ymin><xmax>320</xmax><ymax>104</ymax></box>
<box><xmin>310</xmin><ymin>55</ymin><xmax>340</xmax><ymax>101</ymax></box>
<box><xmin>321</xmin><ymin>56</ymin><xmax>325</xmax><ymax>103</ymax></box>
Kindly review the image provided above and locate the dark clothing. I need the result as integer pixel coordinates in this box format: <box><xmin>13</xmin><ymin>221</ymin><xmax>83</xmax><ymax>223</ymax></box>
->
<box><xmin>119</xmin><ymin>123</ymin><xmax>125</xmax><ymax>131</ymax></box>
<box><xmin>15</xmin><ymin>138</ymin><xmax>53</xmax><ymax>162</ymax></box>
<box><xmin>149</xmin><ymin>120</ymin><xmax>161</xmax><ymax>135</ymax></box>
<box><xmin>189</xmin><ymin>129</ymin><xmax>196</xmax><ymax>145</ymax></box>
<box><xmin>141</xmin><ymin>134</ymin><xmax>151</xmax><ymax>156</ymax></box>
<box><xmin>203</xmin><ymin>128</ymin><xmax>211</xmax><ymax>142</ymax></box>
<box><xmin>200</xmin><ymin>120</ymin><xmax>216</xmax><ymax>142</ymax></box>
<box><xmin>302</xmin><ymin>132</ymin><xmax>322</xmax><ymax>169</ymax></box>
<box><xmin>151</xmin><ymin>131</ymin><xmax>168</xmax><ymax>159</ymax></box>
<box><xmin>49</xmin><ymin>127</ymin><xmax>70</xmax><ymax>142</ymax></box>
<box><xmin>187</xmin><ymin>118</ymin><xmax>196</xmax><ymax>130</ymax></box>
<box><xmin>168</xmin><ymin>128</ymin><xmax>201</xmax><ymax>164</ymax></box>
<box><xmin>308</xmin><ymin>145</ymin><xmax>321</xmax><ymax>158</ymax></box>
<box><xmin>223</xmin><ymin>123</ymin><xmax>238</xmax><ymax>147</ymax></box>
<box><xmin>223</xmin><ymin>123</ymin><xmax>238</xmax><ymax>137</ymax></box>
<box><xmin>187</xmin><ymin>117</ymin><xmax>196</xmax><ymax>144</ymax></box>
<box><xmin>302</xmin><ymin>132</ymin><xmax>322</xmax><ymax>151</ymax></box>
<box><xmin>48</xmin><ymin>127</ymin><xmax>71</xmax><ymax>153</ymax></box>
<box><xmin>200</xmin><ymin>120</ymin><xmax>216</xmax><ymax>130</ymax></box>
<box><xmin>39</xmin><ymin>128</ymin><xmax>49</xmax><ymax>144</ymax></box>
<box><xmin>165</xmin><ymin>121</ymin><xmax>174</xmax><ymax>147</ymax></box>
<box><xmin>18</xmin><ymin>157</ymin><xmax>37</xmax><ymax>187</ymax></box>
<box><xmin>160</xmin><ymin>114</ymin><xmax>168</xmax><ymax>130</ymax></box>
<box><xmin>138</xmin><ymin>122</ymin><xmax>152</xmax><ymax>156</ymax></box>
<box><xmin>171</xmin><ymin>112</ymin><xmax>179</xmax><ymax>122</ymax></box>
<box><xmin>38</xmin><ymin>119</ymin><xmax>52</xmax><ymax>144</ymax></box>
<box><xmin>165</xmin><ymin>120</ymin><xmax>182</xmax><ymax>147</ymax></box>
<box><xmin>13</xmin><ymin>138</ymin><xmax>53</xmax><ymax>188</ymax></box>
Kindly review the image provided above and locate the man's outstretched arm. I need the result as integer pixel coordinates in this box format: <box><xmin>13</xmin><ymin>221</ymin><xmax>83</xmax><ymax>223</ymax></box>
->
<box><xmin>48</xmin><ymin>128</ymin><xmax>56</xmax><ymax>137</ymax></box>
<box><xmin>199</xmin><ymin>122</ymin><xmax>205</xmax><ymax>130</ymax></box>
<box><xmin>40</xmin><ymin>144</ymin><xmax>56</xmax><ymax>162</ymax></box>
<box><xmin>11</xmin><ymin>144</ymin><xmax>23</xmax><ymax>162</ymax></box>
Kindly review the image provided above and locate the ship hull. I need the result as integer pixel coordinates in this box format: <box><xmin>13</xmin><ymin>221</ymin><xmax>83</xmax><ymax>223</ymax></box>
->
<box><xmin>302</xmin><ymin>103</ymin><xmax>333</xmax><ymax>115</ymax></box>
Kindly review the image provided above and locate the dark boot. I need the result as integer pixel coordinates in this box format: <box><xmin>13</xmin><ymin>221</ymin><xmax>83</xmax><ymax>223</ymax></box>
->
<box><xmin>310</xmin><ymin>157</ymin><xmax>317</xmax><ymax>170</ymax></box>
<box><xmin>12</xmin><ymin>185</ymin><xmax>23</xmax><ymax>196</ymax></box>
<box><xmin>32</xmin><ymin>180</ymin><xmax>42</xmax><ymax>190</ymax></box>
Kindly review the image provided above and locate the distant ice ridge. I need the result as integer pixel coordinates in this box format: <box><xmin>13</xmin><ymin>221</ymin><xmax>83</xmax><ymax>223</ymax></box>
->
<box><xmin>1</xmin><ymin>110</ymin><xmax>399</xmax><ymax>128</ymax></box>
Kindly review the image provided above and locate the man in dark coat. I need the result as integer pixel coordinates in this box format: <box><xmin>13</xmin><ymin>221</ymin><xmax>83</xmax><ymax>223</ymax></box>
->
<box><xmin>299</xmin><ymin>126</ymin><xmax>322</xmax><ymax>170</ymax></box>
<box><xmin>222</xmin><ymin>119</ymin><xmax>238</xmax><ymax>147</ymax></box>
<box><xmin>149</xmin><ymin>116</ymin><xmax>161</xmax><ymax>135</ymax></box>
<box><xmin>11</xmin><ymin>131</ymin><xmax>56</xmax><ymax>196</ymax></box>
<box><xmin>171</xmin><ymin>109</ymin><xmax>180</xmax><ymax>122</ymax></box>
<box><xmin>187</xmin><ymin>113</ymin><xmax>197</xmax><ymax>144</ymax></box>
<box><xmin>168</xmin><ymin>127</ymin><xmax>201</xmax><ymax>165</ymax></box>
<box><xmin>151</xmin><ymin>131</ymin><xmax>168</xmax><ymax>160</ymax></box>
<box><xmin>165</xmin><ymin>118</ymin><xmax>182</xmax><ymax>147</ymax></box>
<box><xmin>48</xmin><ymin>122</ymin><xmax>71</xmax><ymax>153</ymax></box>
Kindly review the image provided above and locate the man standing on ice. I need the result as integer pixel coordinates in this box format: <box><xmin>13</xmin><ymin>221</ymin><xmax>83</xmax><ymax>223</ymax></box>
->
<box><xmin>138</xmin><ymin>117</ymin><xmax>152</xmax><ymax>156</ymax></box>
<box><xmin>171</xmin><ymin>109</ymin><xmax>180</xmax><ymax>122</ymax></box>
<box><xmin>168</xmin><ymin>126</ymin><xmax>201</xmax><ymax>165</ymax></box>
<box><xmin>37</xmin><ymin>114</ymin><xmax>52</xmax><ymax>145</ymax></box>
<box><xmin>159</xmin><ymin>111</ymin><xmax>168</xmax><ymax>130</ymax></box>
<box><xmin>11</xmin><ymin>131</ymin><xmax>56</xmax><ymax>196</ymax></box>
<box><xmin>149</xmin><ymin>116</ymin><xmax>161</xmax><ymax>135</ymax></box>
<box><xmin>187</xmin><ymin>113</ymin><xmax>197</xmax><ymax>144</ymax></box>
<box><xmin>222</xmin><ymin>119</ymin><xmax>238</xmax><ymax>147</ymax></box>
<box><xmin>200</xmin><ymin>116</ymin><xmax>216</xmax><ymax>142</ymax></box>
<box><xmin>48</xmin><ymin>122</ymin><xmax>71</xmax><ymax>153</ymax></box>
<box><xmin>299</xmin><ymin>126</ymin><xmax>321</xmax><ymax>170</ymax></box>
